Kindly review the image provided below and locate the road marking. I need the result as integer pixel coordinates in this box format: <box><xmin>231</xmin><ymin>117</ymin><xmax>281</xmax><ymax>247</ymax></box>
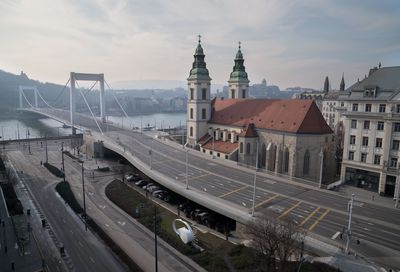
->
<box><xmin>309</xmin><ymin>209</ymin><xmax>330</xmax><ymax>231</ymax></box>
<box><xmin>219</xmin><ymin>185</ymin><xmax>248</xmax><ymax>198</ymax></box>
<box><xmin>89</xmin><ymin>257</ymin><xmax>95</xmax><ymax>263</ymax></box>
<box><xmin>299</xmin><ymin>207</ymin><xmax>320</xmax><ymax>227</ymax></box>
<box><xmin>152</xmin><ymin>159</ymin><xmax>170</xmax><ymax>165</ymax></box>
<box><xmin>331</xmin><ymin>231</ymin><xmax>341</xmax><ymax>240</ymax></box>
<box><xmin>187</xmin><ymin>173</ymin><xmax>210</xmax><ymax>182</ymax></box>
<box><xmin>78</xmin><ymin>241</ymin><xmax>83</xmax><ymax>247</ymax></box>
<box><xmin>117</xmin><ymin>221</ymin><xmax>126</xmax><ymax>226</ymax></box>
<box><xmin>255</xmin><ymin>194</ymin><xmax>279</xmax><ymax>208</ymax></box>
<box><xmin>278</xmin><ymin>201</ymin><xmax>302</xmax><ymax>219</ymax></box>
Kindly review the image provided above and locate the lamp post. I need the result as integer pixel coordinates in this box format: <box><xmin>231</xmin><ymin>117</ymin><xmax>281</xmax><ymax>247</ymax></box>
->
<box><xmin>61</xmin><ymin>142</ymin><xmax>65</xmax><ymax>183</ymax></box>
<box><xmin>27</xmin><ymin>128</ymin><xmax>31</xmax><ymax>155</ymax></box>
<box><xmin>1</xmin><ymin>126</ymin><xmax>5</xmax><ymax>151</ymax></box>
<box><xmin>81</xmin><ymin>161</ymin><xmax>87</xmax><ymax>231</ymax></box>
<box><xmin>212</xmin><ymin>132</ymin><xmax>215</xmax><ymax>159</ymax></box>
<box><xmin>345</xmin><ymin>193</ymin><xmax>355</xmax><ymax>254</ymax></box>
<box><xmin>154</xmin><ymin>205</ymin><xmax>158</xmax><ymax>272</ymax></box>
<box><xmin>319</xmin><ymin>148</ymin><xmax>324</xmax><ymax>188</ymax></box>
<box><xmin>149</xmin><ymin>139</ymin><xmax>153</xmax><ymax>170</ymax></box>
<box><xmin>251</xmin><ymin>141</ymin><xmax>259</xmax><ymax>216</ymax></box>
<box><xmin>395</xmin><ymin>176</ymin><xmax>400</xmax><ymax>209</ymax></box>
<box><xmin>185</xmin><ymin>149</ymin><xmax>189</xmax><ymax>190</ymax></box>
<box><xmin>45</xmin><ymin>135</ymin><xmax>48</xmax><ymax>164</ymax></box>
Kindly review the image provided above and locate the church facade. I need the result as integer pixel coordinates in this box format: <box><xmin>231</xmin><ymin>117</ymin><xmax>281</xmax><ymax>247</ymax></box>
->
<box><xmin>186</xmin><ymin>39</ymin><xmax>336</xmax><ymax>184</ymax></box>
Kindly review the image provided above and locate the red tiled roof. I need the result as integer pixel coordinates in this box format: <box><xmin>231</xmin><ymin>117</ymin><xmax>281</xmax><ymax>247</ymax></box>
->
<box><xmin>239</xmin><ymin>123</ymin><xmax>257</xmax><ymax>137</ymax></box>
<box><xmin>202</xmin><ymin>140</ymin><xmax>238</xmax><ymax>154</ymax></box>
<box><xmin>210</xmin><ymin>98</ymin><xmax>332</xmax><ymax>134</ymax></box>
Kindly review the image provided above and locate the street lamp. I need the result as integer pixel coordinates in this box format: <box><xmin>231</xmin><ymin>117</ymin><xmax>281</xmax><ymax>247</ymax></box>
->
<box><xmin>395</xmin><ymin>176</ymin><xmax>400</xmax><ymax>209</ymax></box>
<box><xmin>81</xmin><ymin>161</ymin><xmax>87</xmax><ymax>231</ymax></box>
<box><xmin>1</xmin><ymin>126</ymin><xmax>5</xmax><ymax>151</ymax></box>
<box><xmin>185</xmin><ymin>149</ymin><xmax>189</xmax><ymax>190</ymax></box>
<box><xmin>345</xmin><ymin>193</ymin><xmax>355</xmax><ymax>254</ymax></box>
<box><xmin>251</xmin><ymin>141</ymin><xmax>259</xmax><ymax>216</ymax></box>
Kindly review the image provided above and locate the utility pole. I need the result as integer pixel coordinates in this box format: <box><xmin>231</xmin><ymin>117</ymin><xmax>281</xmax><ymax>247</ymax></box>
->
<box><xmin>1</xmin><ymin>127</ymin><xmax>5</xmax><ymax>151</ymax></box>
<box><xmin>212</xmin><ymin>133</ymin><xmax>215</xmax><ymax>159</ymax></box>
<box><xmin>395</xmin><ymin>176</ymin><xmax>399</xmax><ymax>209</ymax></box>
<box><xmin>251</xmin><ymin>141</ymin><xmax>259</xmax><ymax>216</ymax></box>
<box><xmin>345</xmin><ymin>193</ymin><xmax>355</xmax><ymax>254</ymax></box>
<box><xmin>17</xmin><ymin>122</ymin><xmax>20</xmax><ymax>140</ymax></box>
<box><xmin>45</xmin><ymin>135</ymin><xmax>48</xmax><ymax>163</ymax></box>
<box><xmin>154</xmin><ymin>205</ymin><xmax>158</xmax><ymax>272</ymax></box>
<box><xmin>81</xmin><ymin>161</ymin><xmax>87</xmax><ymax>231</ymax></box>
<box><xmin>27</xmin><ymin>128</ymin><xmax>31</xmax><ymax>155</ymax></box>
<box><xmin>185</xmin><ymin>149</ymin><xmax>189</xmax><ymax>189</ymax></box>
<box><xmin>61</xmin><ymin>142</ymin><xmax>65</xmax><ymax>182</ymax></box>
<box><xmin>149</xmin><ymin>139</ymin><xmax>153</xmax><ymax>170</ymax></box>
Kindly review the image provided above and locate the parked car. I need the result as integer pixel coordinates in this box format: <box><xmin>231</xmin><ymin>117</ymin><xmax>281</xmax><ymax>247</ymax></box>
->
<box><xmin>142</xmin><ymin>183</ymin><xmax>154</xmax><ymax>190</ymax></box>
<box><xmin>135</xmin><ymin>180</ymin><xmax>147</xmax><ymax>187</ymax></box>
<box><xmin>148</xmin><ymin>186</ymin><xmax>161</xmax><ymax>193</ymax></box>
<box><xmin>152</xmin><ymin>190</ymin><xmax>164</xmax><ymax>197</ymax></box>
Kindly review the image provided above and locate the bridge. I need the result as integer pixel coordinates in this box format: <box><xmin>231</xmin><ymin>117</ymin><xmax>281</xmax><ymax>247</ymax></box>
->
<box><xmin>16</xmin><ymin>72</ymin><xmax>400</xmax><ymax>269</ymax></box>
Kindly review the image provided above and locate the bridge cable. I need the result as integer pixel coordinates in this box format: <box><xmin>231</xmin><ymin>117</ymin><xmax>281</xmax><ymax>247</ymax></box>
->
<box><xmin>20</xmin><ymin>90</ymin><xmax>35</xmax><ymax>108</ymax></box>
<box><xmin>75</xmin><ymin>81</ymin><xmax>104</xmax><ymax>135</ymax></box>
<box><xmin>35</xmin><ymin>88</ymin><xmax>57</xmax><ymax>110</ymax></box>
<box><xmin>52</xmin><ymin>78</ymin><xmax>71</xmax><ymax>107</ymax></box>
<box><xmin>83</xmin><ymin>80</ymin><xmax>98</xmax><ymax>96</ymax></box>
<box><xmin>104</xmin><ymin>80</ymin><xmax>129</xmax><ymax>118</ymax></box>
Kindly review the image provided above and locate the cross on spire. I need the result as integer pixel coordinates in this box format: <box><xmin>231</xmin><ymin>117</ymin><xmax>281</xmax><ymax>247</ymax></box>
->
<box><xmin>198</xmin><ymin>34</ymin><xmax>201</xmax><ymax>44</ymax></box>
<box><xmin>238</xmin><ymin>41</ymin><xmax>241</xmax><ymax>50</ymax></box>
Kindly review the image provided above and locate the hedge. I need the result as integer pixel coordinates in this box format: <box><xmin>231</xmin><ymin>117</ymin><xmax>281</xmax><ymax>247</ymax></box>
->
<box><xmin>44</xmin><ymin>162</ymin><xmax>64</xmax><ymax>178</ymax></box>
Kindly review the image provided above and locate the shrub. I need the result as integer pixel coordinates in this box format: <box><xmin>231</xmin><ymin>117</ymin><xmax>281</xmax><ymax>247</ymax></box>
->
<box><xmin>44</xmin><ymin>162</ymin><xmax>64</xmax><ymax>178</ymax></box>
<box><xmin>55</xmin><ymin>181</ymin><xmax>83</xmax><ymax>214</ymax></box>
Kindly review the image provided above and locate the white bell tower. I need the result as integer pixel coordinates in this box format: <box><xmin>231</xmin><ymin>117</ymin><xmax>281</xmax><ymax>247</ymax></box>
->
<box><xmin>187</xmin><ymin>35</ymin><xmax>212</xmax><ymax>147</ymax></box>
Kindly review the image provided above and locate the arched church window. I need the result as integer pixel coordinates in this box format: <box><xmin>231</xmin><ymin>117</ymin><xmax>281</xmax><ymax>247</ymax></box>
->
<box><xmin>240</xmin><ymin>142</ymin><xmax>243</xmax><ymax>153</ymax></box>
<box><xmin>246</xmin><ymin>143</ymin><xmax>251</xmax><ymax>154</ymax></box>
<box><xmin>231</xmin><ymin>89</ymin><xmax>235</xmax><ymax>99</ymax></box>
<box><xmin>242</xmin><ymin>90</ymin><xmax>246</xmax><ymax>98</ymax></box>
<box><xmin>283</xmin><ymin>147</ymin><xmax>289</xmax><ymax>173</ymax></box>
<box><xmin>190</xmin><ymin>108</ymin><xmax>193</xmax><ymax>119</ymax></box>
<box><xmin>202</xmin><ymin>88</ymin><xmax>207</xmax><ymax>100</ymax></box>
<box><xmin>190</xmin><ymin>126</ymin><xmax>193</xmax><ymax>137</ymax></box>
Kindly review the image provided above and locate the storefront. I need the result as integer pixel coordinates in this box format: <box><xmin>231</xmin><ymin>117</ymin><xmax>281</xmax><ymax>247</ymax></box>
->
<box><xmin>344</xmin><ymin>167</ymin><xmax>380</xmax><ymax>192</ymax></box>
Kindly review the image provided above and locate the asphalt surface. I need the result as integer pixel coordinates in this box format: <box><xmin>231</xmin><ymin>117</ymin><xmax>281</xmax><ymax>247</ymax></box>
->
<box><xmin>7</xmin><ymin>150</ymin><xmax>127</xmax><ymax>272</ymax></box>
<box><xmin>19</xmin><ymin>107</ymin><xmax>400</xmax><ymax>270</ymax></box>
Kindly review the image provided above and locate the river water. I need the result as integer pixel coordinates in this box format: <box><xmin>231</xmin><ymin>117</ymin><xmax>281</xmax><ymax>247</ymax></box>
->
<box><xmin>0</xmin><ymin>112</ymin><xmax>187</xmax><ymax>140</ymax></box>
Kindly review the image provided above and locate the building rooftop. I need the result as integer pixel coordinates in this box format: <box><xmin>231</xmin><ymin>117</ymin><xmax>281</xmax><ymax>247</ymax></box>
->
<box><xmin>210</xmin><ymin>98</ymin><xmax>332</xmax><ymax>134</ymax></box>
<box><xmin>347</xmin><ymin>66</ymin><xmax>400</xmax><ymax>91</ymax></box>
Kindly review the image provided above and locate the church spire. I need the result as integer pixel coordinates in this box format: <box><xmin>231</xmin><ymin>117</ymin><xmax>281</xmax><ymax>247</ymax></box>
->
<box><xmin>188</xmin><ymin>35</ymin><xmax>211</xmax><ymax>81</ymax></box>
<box><xmin>229</xmin><ymin>41</ymin><xmax>249</xmax><ymax>83</ymax></box>
<box><xmin>323</xmin><ymin>76</ymin><xmax>330</xmax><ymax>92</ymax></box>
<box><xmin>340</xmin><ymin>73</ymin><xmax>345</xmax><ymax>91</ymax></box>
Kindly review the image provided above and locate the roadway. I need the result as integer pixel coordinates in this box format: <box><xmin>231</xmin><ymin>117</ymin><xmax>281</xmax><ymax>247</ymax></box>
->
<box><xmin>19</xmin><ymin>107</ymin><xmax>400</xmax><ymax>270</ymax></box>
<box><xmin>6</xmin><ymin>150</ymin><xmax>127</xmax><ymax>272</ymax></box>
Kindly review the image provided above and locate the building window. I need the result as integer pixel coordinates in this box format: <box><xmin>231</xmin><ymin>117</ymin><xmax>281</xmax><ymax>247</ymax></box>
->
<box><xmin>392</xmin><ymin>140</ymin><xmax>400</xmax><ymax>150</ymax></box>
<box><xmin>228</xmin><ymin>133</ymin><xmax>231</xmax><ymax>140</ymax></box>
<box><xmin>231</xmin><ymin>89</ymin><xmax>235</xmax><ymax>99</ymax></box>
<box><xmin>242</xmin><ymin>90</ymin><xmax>246</xmax><ymax>98</ymax></box>
<box><xmin>379</xmin><ymin>104</ymin><xmax>386</xmax><ymax>113</ymax></box>
<box><xmin>351</xmin><ymin>120</ymin><xmax>357</xmax><ymax>129</ymax></box>
<box><xmin>377</xmin><ymin>122</ymin><xmax>384</xmax><ymax>131</ymax></box>
<box><xmin>190</xmin><ymin>108</ymin><xmax>193</xmax><ymax>119</ymax></box>
<box><xmin>375</xmin><ymin>138</ymin><xmax>383</xmax><ymax>148</ymax></box>
<box><xmin>349</xmin><ymin>135</ymin><xmax>356</xmax><ymax>145</ymax></box>
<box><xmin>363</xmin><ymin>120</ymin><xmax>370</xmax><ymax>129</ymax></box>
<box><xmin>202</xmin><ymin>88</ymin><xmax>207</xmax><ymax>100</ymax></box>
<box><xmin>352</xmin><ymin>103</ymin><xmax>358</xmax><ymax>111</ymax></box>
<box><xmin>240</xmin><ymin>142</ymin><xmax>243</xmax><ymax>153</ymax></box>
<box><xmin>365</xmin><ymin>104</ymin><xmax>372</xmax><ymax>112</ymax></box>
<box><xmin>360</xmin><ymin>153</ymin><xmax>367</xmax><ymax>163</ymax></box>
<box><xmin>396</xmin><ymin>104</ymin><xmax>400</xmax><ymax>113</ymax></box>
<box><xmin>236</xmin><ymin>135</ymin><xmax>239</xmax><ymax>141</ymax></box>
<box><xmin>374</xmin><ymin>155</ymin><xmax>381</xmax><ymax>165</ymax></box>
<box><xmin>341</xmin><ymin>102</ymin><xmax>344</xmax><ymax>107</ymax></box>
<box><xmin>362</xmin><ymin>136</ymin><xmax>369</xmax><ymax>146</ymax></box>
<box><xmin>189</xmin><ymin>126</ymin><xmax>193</xmax><ymax>137</ymax></box>
<box><xmin>190</xmin><ymin>88</ymin><xmax>194</xmax><ymax>100</ymax></box>
<box><xmin>201</xmin><ymin>108</ymin><xmax>206</xmax><ymax>119</ymax></box>
<box><xmin>303</xmin><ymin>150</ymin><xmax>310</xmax><ymax>175</ymax></box>
<box><xmin>283</xmin><ymin>148</ymin><xmax>289</xmax><ymax>173</ymax></box>
<box><xmin>246</xmin><ymin>143</ymin><xmax>251</xmax><ymax>154</ymax></box>
<box><xmin>394</xmin><ymin>123</ymin><xmax>400</xmax><ymax>132</ymax></box>
<box><xmin>348</xmin><ymin>151</ymin><xmax>354</xmax><ymax>160</ymax></box>
<box><xmin>225</xmin><ymin>155</ymin><xmax>228</xmax><ymax>159</ymax></box>
<box><xmin>217</xmin><ymin>153</ymin><xmax>220</xmax><ymax>157</ymax></box>
<box><xmin>390</xmin><ymin>157</ymin><xmax>398</xmax><ymax>168</ymax></box>
<box><xmin>220</xmin><ymin>132</ymin><xmax>223</xmax><ymax>138</ymax></box>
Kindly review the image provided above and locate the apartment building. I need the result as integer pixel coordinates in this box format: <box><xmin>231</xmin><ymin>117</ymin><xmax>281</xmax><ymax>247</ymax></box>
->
<box><xmin>339</xmin><ymin>66</ymin><xmax>400</xmax><ymax>197</ymax></box>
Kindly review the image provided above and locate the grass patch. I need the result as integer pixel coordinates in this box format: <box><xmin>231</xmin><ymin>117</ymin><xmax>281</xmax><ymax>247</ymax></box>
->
<box><xmin>44</xmin><ymin>162</ymin><xmax>64</xmax><ymax>178</ymax></box>
<box><xmin>106</xmin><ymin>180</ymin><xmax>233</xmax><ymax>271</ymax></box>
<box><xmin>55</xmin><ymin>181</ymin><xmax>83</xmax><ymax>214</ymax></box>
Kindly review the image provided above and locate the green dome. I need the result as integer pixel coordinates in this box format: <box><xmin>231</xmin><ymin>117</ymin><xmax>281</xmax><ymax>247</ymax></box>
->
<box><xmin>229</xmin><ymin>44</ymin><xmax>248</xmax><ymax>82</ymax></box>
<box><xmin>188</xmin><ymin>39</ymin><xmax>211</xmax><ymax>81</ymax></box>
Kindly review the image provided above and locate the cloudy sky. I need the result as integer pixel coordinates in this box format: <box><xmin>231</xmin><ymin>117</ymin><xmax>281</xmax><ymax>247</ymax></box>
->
<box><xmin>0</xmin><ymin>0</ymin><xmax>399</xmax><ymax>90</ymax></box>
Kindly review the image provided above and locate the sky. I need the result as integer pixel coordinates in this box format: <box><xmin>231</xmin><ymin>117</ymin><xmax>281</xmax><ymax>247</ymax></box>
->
<box><xmin>0</xmin><ymin>0</ymin><xmax>399</xmax><ymax>90</ymax></box>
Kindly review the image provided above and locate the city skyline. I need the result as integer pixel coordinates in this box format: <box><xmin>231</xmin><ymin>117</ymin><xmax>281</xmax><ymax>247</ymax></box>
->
<box><xmin>0</xmin><ymin>0</ymin><xmax>399</xmax><ymax>89</ymax></box>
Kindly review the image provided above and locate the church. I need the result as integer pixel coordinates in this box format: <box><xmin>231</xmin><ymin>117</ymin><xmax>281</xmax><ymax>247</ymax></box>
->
<box><xmin>186</xmin><ymin>38</ymin><xmax>336</xmax><ymax>184</ymax></box>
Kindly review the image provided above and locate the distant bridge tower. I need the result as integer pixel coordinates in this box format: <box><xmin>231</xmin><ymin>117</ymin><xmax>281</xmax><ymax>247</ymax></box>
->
<box><xmin>69</xmin><ymin>72</ymin><xmax>105</xmax><ymax>134</ymax></box>
<box><xmin>19</xmin><ymin>86</ymin><xmax>39</xmax><ymax>108</ymax></box>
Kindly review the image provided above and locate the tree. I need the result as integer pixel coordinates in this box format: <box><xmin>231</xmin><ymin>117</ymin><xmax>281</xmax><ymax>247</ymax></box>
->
<box><xmin>245</xmin><ymin>215</ymin><xmax>306</xmax><ymax>272</ymax></box>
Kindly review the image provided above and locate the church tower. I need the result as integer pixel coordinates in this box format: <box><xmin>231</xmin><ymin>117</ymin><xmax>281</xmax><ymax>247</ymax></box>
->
<box><xmin>187</xmin><ymin>36</ymin><xmax>212</xmax><ymax>147</ymax></box>
<box><xmin>340</xmin><ymin>73</ymin><xmax>345</xmax><ymax>91</ymax></box>
<box><xmin>228</xmin><ymin>42</ymin><xmax>249</xmax><ymax>99</ymax></box>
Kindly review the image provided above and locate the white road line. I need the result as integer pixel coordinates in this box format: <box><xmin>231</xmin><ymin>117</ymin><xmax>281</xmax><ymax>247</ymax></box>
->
<box><xmin>331</xmin><ymin>231</ymin><xmax>341</xmax><ymax>240</ymax></box>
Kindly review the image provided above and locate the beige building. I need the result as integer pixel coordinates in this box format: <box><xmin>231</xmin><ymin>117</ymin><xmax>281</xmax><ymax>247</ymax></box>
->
<box><xmin>186</xmin><ymin>39</ymin><xmax>336</xmax><ymax>184</ymax></box>
<box><xmin>339</xmin><ymin>66</ymin><xmax>400</xmax><ymax>197</ymax></box>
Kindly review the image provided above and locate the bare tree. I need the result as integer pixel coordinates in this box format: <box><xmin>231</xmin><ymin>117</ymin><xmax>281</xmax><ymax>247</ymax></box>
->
<box><xmin>245</xmin><ymin>215</ymin><xmax>306</xmax><ymax>272</ymax></box>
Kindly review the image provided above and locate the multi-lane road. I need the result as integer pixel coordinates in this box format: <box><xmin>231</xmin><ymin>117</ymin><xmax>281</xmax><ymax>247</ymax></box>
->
<box><xmin>19</xmin><ymin>108</ymin><xmax>400</xmax><ymax>269</ymax></box>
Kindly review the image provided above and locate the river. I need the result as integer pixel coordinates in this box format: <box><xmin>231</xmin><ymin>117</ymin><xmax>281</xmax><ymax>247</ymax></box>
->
<box><xmin>0</xmin><ymin>112</ymin><xmax>187</xmax><ymax>140</ymax></box>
